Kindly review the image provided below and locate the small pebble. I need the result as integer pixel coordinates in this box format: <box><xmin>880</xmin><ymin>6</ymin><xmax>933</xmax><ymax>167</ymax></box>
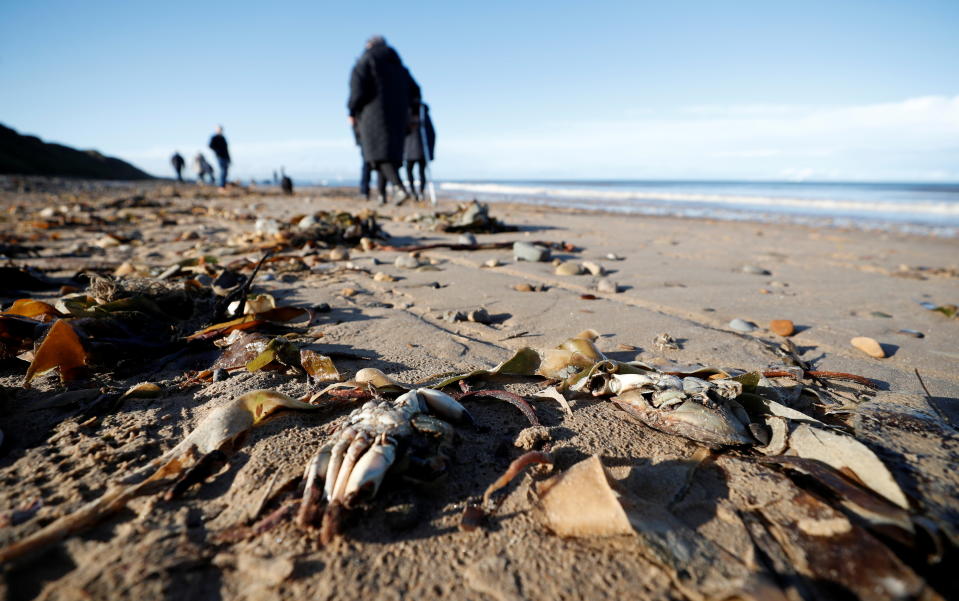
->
<box><xmin>513</xmin><ymin>283</ymin><xmax>535</xmax><ymax>292</ymax></box>
<box><xmin>373</xmin><ymin>272</ymin><xmax>396</xmax><ymax>282</ymax></box>
<box><xmin>897</xmin><ymin>329</ymin><xmax>924</xmax><ymax>338</ymax></box>
<box><xmin>314</xmin><ymin>302</ymin><xmax>331</xmax><ymax>313</ymax></box>
<box><xmin>581</xmin><ymin>261</ymin><xmax>605</xmax><ymax>276</ymax></box>
<box><xmin>328</xmin><ymin>247</ymin><xmax>350</xmax><ymax>261</ymax></box>
<box><xmin>605</xmin><ymin>253</ymin><xmax>623</xmax><ymax>261</ymax></box>
<box><xmin>212</xmin><ymin>368</ymin><xmax>229</xmax><ymax>382</ymax></box>
<box><xmin>513</xmin><ymin>241</ymin><xmax>550</xmax><ymax>262</ymax></box>
<box><xmin>359</xmin><ymin>237</ymin><xmax>375</xmax><ymax>251</ymax></box>
<box><xmin>442</xmin><ymin>310</ymin><xmax>465</xmax><ymax>323</ymax></box>
<box><xmin>458</xmin><ymin>233</ymin><xmax>477</xmax><ymax>245</ymax></box>
<box><xmin>596</xmin><ymin>278</ymin><xmax>619</xmax><ymax>293</ymax></box>
<box><xmin>851</xmin><ymin>336</ymin><xmax>885</xmax><ymax>358</ymax></box>
<box><xmin>554</xmin><ymin>262</ymin><xmax>583</xmax><ymax>276</ymax></box>
<box><xmin>729</xmin><ymin>318</ymin><xmax>758</xmax><ymax>333</ymax></box>
<box><xmin>467</xmin><ymin>308</ymin><xmax>492</xmax><ymax>324</ymax></box>
<box><xmin>741</xmin><ymin>265</ymin><xmax>771</xmax><ymax>275</ymax></box>
<box><xmin>340</xmin><ymin>287</ymin><xmax>358</xmax><ymax>297</ymax></box>
<box><xmin>394</xmin><ymin>255</ymin><xmax>420</xmax><ymax>269</ymax></box>
<box><xmin>483</xmin><ymin>259</ymin><xmax>500</xmax><ymax>268</ymax></box>
<box><xmin>769</xmin><ymin>319</ymin><xmax>795</xmax><ymax>336</ymax></box>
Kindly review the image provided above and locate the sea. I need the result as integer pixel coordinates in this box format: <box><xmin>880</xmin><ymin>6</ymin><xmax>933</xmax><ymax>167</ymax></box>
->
<box><xmin>428</xmin><ymin>180</ymin><xmax>959</xmax><ymax>237</ymax></box>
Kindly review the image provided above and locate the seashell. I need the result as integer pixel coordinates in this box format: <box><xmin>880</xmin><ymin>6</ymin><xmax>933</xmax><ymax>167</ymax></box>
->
<box><xmin>729</xmin><ymin>318</ymin><xmax>758</xmax><ymax>333</ymax></box>
<box><xmin>354</xmin><ymin>368</ymin><xmax>407</xmax><ymax>390</ymax></box>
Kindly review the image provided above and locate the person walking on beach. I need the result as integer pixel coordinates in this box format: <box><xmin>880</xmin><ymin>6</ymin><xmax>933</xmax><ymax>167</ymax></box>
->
<box><xmin>194</xmin><ymin>152</ymin><xmax>214</xmax><ymax>184</ymax></box>
<box><xmin>353</xmin><ymin>122</ymin><xmax>372</xmax><ymax>200</ymax></box>
<box><xmin>208</xmin><ymin>125</ymin><xmax>231</xmax><ymax>189</ymax></box>
<box><xmin>404</xmin><ymin>103</ymin><xmax>435</xmax><ymax>201</ymax></box>
<box><xmin>170</xmin><ymin>151</ymin><xmax>185</xmax><ymax>182</ymax></box>
<box><xmin>348</xmin><ymin>35</ymin><xmax>420</xmax><ymax>205</ymax></box>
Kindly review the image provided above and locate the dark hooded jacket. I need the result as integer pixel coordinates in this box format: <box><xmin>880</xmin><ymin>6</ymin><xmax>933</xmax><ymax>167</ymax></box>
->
<box><xmin>404</xmin><ymin>104</ymin><xmax>436</xmax><ymax>162</ymax></box>
<box><xmin>209</xmin><ymin>134</ymin><xmax>230</xmax><ymax>162</ymax></box>
<box><xmin>348</xmin><ymin>43</ymin><xmax>420</xmax><ymax>164</ymax></box>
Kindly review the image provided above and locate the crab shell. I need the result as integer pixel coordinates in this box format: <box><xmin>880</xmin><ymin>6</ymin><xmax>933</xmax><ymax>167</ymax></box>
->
<box><xmin>612</xmin><ymin>388</ymin><xmax>754</xmax><ymax>447</ymax></box>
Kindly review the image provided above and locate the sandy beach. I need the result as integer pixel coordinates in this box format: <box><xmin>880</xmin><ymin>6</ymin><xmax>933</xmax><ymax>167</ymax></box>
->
<box><xmin>1</xmin><ymin>178</ymin><xmax>957</xmax><ymax>600</ymax></box>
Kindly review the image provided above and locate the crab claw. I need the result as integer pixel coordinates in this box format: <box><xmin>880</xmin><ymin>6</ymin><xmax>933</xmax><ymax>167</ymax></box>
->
<box><xmin>417</xmin><ymin>388</ymin><xmax>474</xmax><ymax>425</ymax></box>
<box><xmin>298</xmin><ymin>442</ymin><xmax>332</xmax><ymax>527</ymax></box>
<box><xmin>343</xmin><ymin>435</ymin><xmax>397</xmax><ymax>505</ymax></box>
<box><xmin>613</xmin><ymin>389</ymin><xmax>754</xmax><ymax>447</ymax></box>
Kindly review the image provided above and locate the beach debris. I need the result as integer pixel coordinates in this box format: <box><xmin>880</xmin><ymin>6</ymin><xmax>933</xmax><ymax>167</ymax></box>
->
<box><xmin>532</xmin><ymin>385</ymin><xmax>574</xmax><ymax>416</ymax></box>
<box><xmin>554</xmin><ymin>261</ymin><xmax>583</xmax><ymax>276</ymax></box>
<box><xmin>328</xmin><ymin>246</ymin><xmax>350</xmax><ymax>261</ymax></box>
<box><xmin>300</xmin><ymin>387</ymin><xmax>473</xmax><ymax>543</ymax></box>
<box><xmin>605</xmin><ymin>253</ymin><xmax>623</xmax><ymax>261</ymax></box>
<box><xmin>595</xmin><ymin>278</ymin><xmax>619</xmax><ymax>293</ymax></box>
<box><xmin>740</xmin><ymin>265</ymin><xmax>771</xmax><ymax>275</ymax></box>
<box><xmin>653</xmin><ymin>332</ymin><xmax>680</xmax><ymax>351</ymax></box>
<box><xmin>0</xmin><ymin>390</ymin><xmax>319</xmax><ymax>562</ymax></box>
<box><xmin>871</xmin><ymin>311</ymin><xmax>894</xmax><ymax>318</ymax></box>
<box><xmin>120</xmin><ymin>381</ymin><xmax>162</xmax><ymax>400</ymax></box>
<box><xmin>581</xmin><ymin>261</ymin><xmax>605</xmax><ymax>276</ymax></box>
<box><xmin>482</xmin><ymin>258</ymin><xmax>500</xmax><ymax>268</ymax></box>
<box><xmin>394</xmin><ymin>254</ymin><xmax>420</xmax><ymax>269</ymax></box>
<box><xmin>534</xmin><ymin>455</ymin><xmax>633</xmax><ymax>537</ymax></box>
<box><xmin>897</xmin><ymin>328</ymin><xmax>925</xmax><ymax>338</ymax></box>
<box><xmin>372</xmin><ymin>271</ymin><xmax>396</xmax><ymax>282</ymax></box>
<box><xmin>457</xmin><ymin>233</ymin><xmax>477</xmax><ymax>245</ymax></box>
<box><xmin>512</xmin><ymin>282</ymin><xmax>545</xmax><ymax>292</ymax></box>
<box><xmin>851</xmin><ymin>336</ymin><xmax>885</xmax><ymax>358</ymax></box>
<box><xmin>768</xmin><ymin>319</ymin><xmax>795</xmax><ymax>336</ymax></box>
<box><xmin>431</xmin><ymin>347</ymin><xmax>540</xmax><ymax>389</ymax></box>
<box><xmin>460</xmin><ymin>451</ymin><xmax>553</xmax><ymax>532</ymax></box>
<box><xmin>512</xmin><ymin>241</ymin><xmax>551</xmax><ymax>262</ymax></box>
<box><xmin>514</xmin><ymin>426</ymin><xmax>551</xmax><ymax>450</ymax></box>
<box><xmin>22</xmin><ymin>319</ymin><xmax>88</xmax><ymax>384</ymax></box>
<box><xmin>729</xmin><ymin>318</ymin><xmax>758</xmax><ymax>333</ymax></box>
<box><xmin>407</xmin><ymin>200</ymin><xmax>517</xmax><ymax>233</ymax></box>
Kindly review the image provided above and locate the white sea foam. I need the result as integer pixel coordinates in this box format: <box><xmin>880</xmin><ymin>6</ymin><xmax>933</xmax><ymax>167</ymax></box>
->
<box><xmin>439</xmin><ymin>182</ymin><xmax>959</xmax><ymax>217</ymax></box>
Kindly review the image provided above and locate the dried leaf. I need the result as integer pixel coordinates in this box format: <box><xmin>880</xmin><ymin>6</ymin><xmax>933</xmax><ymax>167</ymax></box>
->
<box><xmin>786</xmin><ymin>423</ymin><xmax>909</xmax><ymax>509</ymax></box>
<box><xmin>432</xmin><ymin>347</ymin><xmax>540</xmax><ymax>388</ymax></box>
<box><xmin>120</xmin><ymin>382</ymin><xmax>162</xmax><ymax>400</ymax></box>
<box><xmin>532</xmin><ymin>385</ymin><xmax>573</xmax><ymax>416</ymax></box>
<box><xmin>535</xmin><ymin>455</ymin><xmax>634</xmax><ymax>537</ymax></box>
<box><xmin>24</xmin><ymin>319</ymin><xmax>88</xmax><ymax>384</ymax></box>
<box><xmin>3</xmin><ymin>299</ymin><xmax>62</xmax><ymax>321</ymax></box>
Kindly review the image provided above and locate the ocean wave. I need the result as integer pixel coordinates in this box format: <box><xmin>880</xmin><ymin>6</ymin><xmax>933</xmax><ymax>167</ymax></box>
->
<box><xmin>438</xmin><ymin>182</ymin><xmax>959</xmax><ymax>217</ymax></box>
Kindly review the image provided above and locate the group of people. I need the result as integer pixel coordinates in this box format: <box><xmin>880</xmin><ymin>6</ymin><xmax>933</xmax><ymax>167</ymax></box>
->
<box><xmin>167</xmin><ymin>36</ymin><xmax>436</xmax><ymax>204</ymax></box>
<box><xmin>169</xmin><ymin>126</ymin><xmax>231</xmax><ymax>188</ymax></box>
<box><xmin>350</xmin><ymin>35</ymin><xmax>435</xmax><ymax>204</ymax></box>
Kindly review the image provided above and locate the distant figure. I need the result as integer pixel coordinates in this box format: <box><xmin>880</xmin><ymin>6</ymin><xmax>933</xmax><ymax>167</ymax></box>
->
<box><xmin>170</xmin><ymin>152</ymin><xmax>185</xmax><ymax>182</ymax></box>
<box><xmin>280</xmin><ymin>167</ymin><xmax>293</xmax><ymax>195</ymax></box>
<box><xmin>404</xmin><ymin>103</ymin><xmax>435</xmax><ymax>201</ymax></box>
<box><xmin>208</xmin><ymin>125</ymin><xmax>231</xmax><ymax>188</ymax></box>
<box><xmin>353</xmin><ymin>122</ymin><xmax>371</xmax><ymax>200</ymax></box>
<box><xmin>348</xmin><ymin>35</ymin><xmax>420</xmax><ymax>205</ymax></box>
<box><xmin>194</xmin><ymin>152</ymin><xmax>215</xmax><ymax>184</ymax></box>
<box><xmin>272</xmin><ymin>170</ymin><xmax>278</xmax><ymax>185</ymax></box>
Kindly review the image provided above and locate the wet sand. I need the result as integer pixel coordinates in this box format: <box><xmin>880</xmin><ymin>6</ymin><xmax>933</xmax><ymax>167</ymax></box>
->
<box><xmin>1</xmin><ymin>178</ymin><xmax>957</xmax><ymax>600</ymax></box>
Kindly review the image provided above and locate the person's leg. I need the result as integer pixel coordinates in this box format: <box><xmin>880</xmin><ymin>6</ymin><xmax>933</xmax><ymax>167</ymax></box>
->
<box><xmin>405</xmin><ymin>160</ymin><xmax>416</xmax><ymax>197</ymax></box>
<box><xmin>417</xmin><ymin>160</ymin><xmax>427</xmax><ymax>197</ymax></box>
<box><xmin>376</xmin><ymin>164</ymin><xmax>388</xmax><ymax>203</ymax></box>
<box><xmin>359</xmin><ymin>160</ymin><xmax>371</xmax><ymax>199</ymax></box>
<box><xmin>218</xmin><ymin>158</ymin><xmax>229</xmax><ymax>187</ymax></box>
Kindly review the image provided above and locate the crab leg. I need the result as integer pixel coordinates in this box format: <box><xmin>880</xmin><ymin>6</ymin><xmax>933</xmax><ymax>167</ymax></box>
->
<box><xmin>417</xmin><ymin>388</ymin><xmax>473</xmax><ymax>424</ymax></box>
<box><xmin>324</xmin><ymin>426</ymin><xmax>357</xmax><ymax>501</ymax></box>
<box><xmin>297</xmin><ymin>443</ymin><xmax>332</xmax><ymax>527</ymax></box>
<box><xmin>330</xmin><ymin>431</ymin><xmax>373</xmax><ymax>503</ymax></box>
<box><xmin>343</xmin><ymin>434</ymin><xmax>397</xmax><ymax>505</ymax></box>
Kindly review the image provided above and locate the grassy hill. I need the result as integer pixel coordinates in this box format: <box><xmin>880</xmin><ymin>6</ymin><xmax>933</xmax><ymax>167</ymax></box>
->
<box><xmin>0</xmin><ymin>123</ymin><xmax>153</xmax><ymax>180</ymax></box>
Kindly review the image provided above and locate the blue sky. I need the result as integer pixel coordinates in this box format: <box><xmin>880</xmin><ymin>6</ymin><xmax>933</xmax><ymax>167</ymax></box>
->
<box><xmin>2</xmin><ymin>0</ymin><xmax>957</xmax><ymax>181</ymax></box>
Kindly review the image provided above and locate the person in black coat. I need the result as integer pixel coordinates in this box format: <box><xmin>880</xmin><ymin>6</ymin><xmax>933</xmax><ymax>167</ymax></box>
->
<box><xmin>404</xmin><ymin>103</ymin><xmax>435</xmax><ymax>200</ymax></box>
<box><xmin>170</xmin><ymin>151</ymin><xmax>185</xmax><ymax>182</ymax></box>
<box><xmin>208</xmin><ymin>125</ymin><xmax>231</xmax><ymax>188</ymax></box>
<box><xmin>348</xmin><ymin>35</ymin><xmax>420</xmax><ymax>205</ymax></box>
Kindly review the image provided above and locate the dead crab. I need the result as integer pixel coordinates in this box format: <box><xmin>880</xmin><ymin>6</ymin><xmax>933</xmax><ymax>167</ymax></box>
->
<box><xmin>568</xmin><ymin>359</ymin><xmax>757</xmax><ymax>447</ymax></box>
<box><xmin>297</xmin><ymin>387</ymin><xmax>473</xmax><ymax>542</ymax></box>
